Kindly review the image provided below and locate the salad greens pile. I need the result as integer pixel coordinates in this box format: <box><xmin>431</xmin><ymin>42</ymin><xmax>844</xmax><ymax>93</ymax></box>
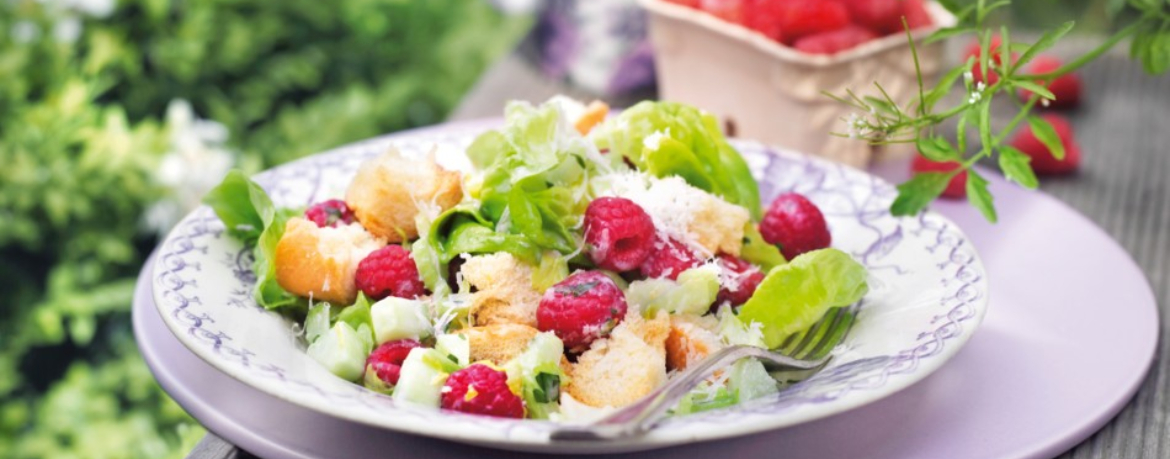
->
<box><xmin>203</xmin><ymin>97</ymin><xmax>869</xmax><ymax>419</ymax></box>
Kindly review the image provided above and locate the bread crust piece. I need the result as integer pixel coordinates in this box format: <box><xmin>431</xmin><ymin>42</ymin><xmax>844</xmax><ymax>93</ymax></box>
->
<box><xmin>565</xmin><ymin>309</ymin><xmax>671</xmax><ymax>408</ymax></box>
<box><xmin>274</xmin><ymin>217</ymin><xmax>385</xmax><ymax>305</ymax></box>
<box><xmin>460</xmin><ymin>253</ymin><xmax>542</xmax><ymax>328</ymax></box>
<box><xmin>345</xmin><ymin>148</ymin><xmax>463</xmax><ymax>243</ymax></box>
<box><xmin>665</xmin><ymin>314</ymin><xmax>724</xmax><ymax>372</ymax></box>
<box><xmin>456</xmin><ymin>323</ymin><xmax>540</xmax><ymax>365</ymax></box>
<box><xmin>688</xmin><ymin>193</ymin><xmax>750</xmax><ymax>256</ymax></box>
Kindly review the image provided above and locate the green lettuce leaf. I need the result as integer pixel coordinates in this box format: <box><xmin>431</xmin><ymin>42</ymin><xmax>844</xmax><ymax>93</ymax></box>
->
<box><xmin>737</xmin><ymin>248</ymin><xmax>868</xmax><ymax>349</ymax></box>
<box><xmin>740</xmin><ymin>223</ymin><xmax>786</xmax><ymax>272</ymax></box>
<box><xmin>595</xmin><ymin>101</ymin><xmax>761</xmax><ymax>219</ymax></box>
<box><xmin>203</xmin><ymin>170</ymin><xmax>303</xmax><ymax>312</ymax></box>
<box><xmin>504</xmin><ymin>332</ymin><xmax>568</xmax><ymax>419</ymax></box>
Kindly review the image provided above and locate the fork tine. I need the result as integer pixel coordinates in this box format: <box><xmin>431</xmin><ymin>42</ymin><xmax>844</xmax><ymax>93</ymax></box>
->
<box><xmin>786</xmin><ymin>307</ymin><xmax>841</xmax><ymax>358</ymax></box>
<box><xmin>803</xmin><ymin>308</ymin><xmax>855</xmax><ymax>360</ymax></box>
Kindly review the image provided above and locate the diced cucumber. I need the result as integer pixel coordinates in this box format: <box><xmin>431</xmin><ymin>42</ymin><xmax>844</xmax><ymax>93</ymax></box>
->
<box><xmin>371</xmin><ymin>296</ymin><xmax>432</xmax><ymax>344</ymax></box>
<box><xmin>435</xmin><ymin>333</ymin><xmax>470</xmax><ymax>367</ymax></box>
<box><xmin>304</xmin><ymin>302</ymin><xmax>331</xmax><ymax>344</ymax></box>
<box><xmin>504</xmin><ymin>332</ymin><xmax>566</xmax><ymax>419</ymax></box>
<box><xmin>306</xmin><ymin>321</ymin><xmax>373</xmax><ymax>382</ymax></box>
<box><xmin>392</xmin><ymin>348</ymin><xmax>458</xmax><ymax>407</ymax></box>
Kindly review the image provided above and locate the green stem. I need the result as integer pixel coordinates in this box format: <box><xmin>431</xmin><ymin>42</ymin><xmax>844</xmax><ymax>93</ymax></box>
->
<box><xmin>993</xmin><ymin>95</ymin><xmax>1040</xmax><ymax>144</ymax></box>
<box><xmin>1021</xmin><ymin>19</ymin><xmax>1144</xmax><ymax>80</ymax></box>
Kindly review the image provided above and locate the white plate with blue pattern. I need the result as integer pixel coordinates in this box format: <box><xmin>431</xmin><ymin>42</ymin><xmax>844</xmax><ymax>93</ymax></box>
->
<box><xmin>152</xmin><ymin>123</ymin><xmax>989</xmax><ymax>454</ymax></box>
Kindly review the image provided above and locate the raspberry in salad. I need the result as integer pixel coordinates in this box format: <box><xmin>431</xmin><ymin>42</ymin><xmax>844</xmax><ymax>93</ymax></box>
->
<box><xmin>366</xmin><ymin>339</ymin><xmax>423</xmax><ymax>387</ymax></box>
<box><xmin>715</xmin><ymin>254</ymin><xmax>765</xmax><ymax>308</ymax></box>
<box><xmin>639</xmin><ymin>234</ymin><xmax>704</xmax><ymax>280</ymax></box>
<box><xmin>355</xmin><ymin>245</ymin><xmax>427</xmax><ymax>300</ymax></box>
<box><xmin>760</xmin><ymin>192</ymin><xmax>832</xmax><ymax>260</ymax></box>
<box><xmin>440</xmin><ymin>363</ymin><xmax>525</xmax><ymax>419</ymax></box>
<box><xmin>304</xmin><ymin>199</ymin><xmax>356</xmax><ymax>228</ymax></box>
<box><xmin>537</xmin><ymin>271</ymin><xmax>629</xmax><ymax>353</ymax></box>
<box><xmin>584</xmin><ymin>197</ymin><xmax>656</xmax><ymax>272</ymax></box>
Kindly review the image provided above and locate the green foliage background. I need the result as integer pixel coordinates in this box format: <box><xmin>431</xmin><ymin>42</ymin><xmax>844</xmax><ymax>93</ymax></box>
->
<box><xmin>0</xmin><ymin>0</ymin><xmax>529</xmax><ymax>457</ymax></box>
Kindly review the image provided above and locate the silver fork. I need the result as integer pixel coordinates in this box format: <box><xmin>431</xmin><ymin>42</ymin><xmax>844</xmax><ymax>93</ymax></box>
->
<box><xmin>549</xmin><ymin>307</ymin><xmax>854</xmax><ymax>441</ymax></box>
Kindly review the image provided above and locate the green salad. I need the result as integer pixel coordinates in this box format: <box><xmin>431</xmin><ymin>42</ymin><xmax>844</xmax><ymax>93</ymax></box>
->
<box><xmin>204</xmin><ymin>97</ymin><xmax>868</xmax><ymax>420</ymax></box>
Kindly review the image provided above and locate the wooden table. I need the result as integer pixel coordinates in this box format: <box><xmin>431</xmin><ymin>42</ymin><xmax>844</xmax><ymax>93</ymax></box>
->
<box><xmin>187</xmin><ymin>43</ymin><xmax>1169</xmax><ymax>458</ymax></box>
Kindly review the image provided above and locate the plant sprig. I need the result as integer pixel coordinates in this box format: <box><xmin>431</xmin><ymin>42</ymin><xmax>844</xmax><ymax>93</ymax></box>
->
<box><xmin>830</xmin><ymin>0</ymin><xmax>1170</xmax><ymax>222</ymax></box>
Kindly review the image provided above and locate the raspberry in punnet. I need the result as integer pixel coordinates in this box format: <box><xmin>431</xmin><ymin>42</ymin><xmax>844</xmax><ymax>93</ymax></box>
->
<box><xmin>355</xmin><ymin>245</ymin><xmax>427</xmax><ymax>300</ymax></box>
<box><xmin>902</xmin><ymin>0</ymin><xmax>933</xmax><ymax>30</ymax></box>
<box><xmin>584</xmin><ymin>197</ymin><xmax>656</xmax><ymax>272</ymax></box>
<box><xmin>1009</xmin><ymin>114</ymin><xmax>1081</xmax><ymax>174</ymax></box>
<box><xmin>760</xmin><ymin>193</ymin><xmax>832</xmax><ymax>260</ymax></box>
<box><xmin>1017</xmin><ymin>56</ymin><xmax>1082</xmax><ymax>109</ymax></box>
<box><xmin>715</xmin><ymin>254</ymin><xmax>765</xmax><ymax>309</ymax></box>
<box><xmin>794</xmin><ymin>25</ymin><xmax>878</xmax><ymax>55</ymax></box>
<box><xmin>304</xmin><ymin>199</ymin><xmax>355</xmax><ymax>228</ymax></box>
<box><xmin>911</xmin><ymin>156</ymin><xmax>968</xmax><ymax>199</ymax></box>
<box><xmin>639</xmin><ymin>234</ymin><xmax>704</xmax><ymax>280</ymax></box>
<box><xmin>537</xmin><ymin>271</ymin><xmax>628</xmax><ymax>353</ymax></box>
<box><xmin>366</xmin><ymin>339</ymin><xmax>422</xmax><ymax>387</ymax></box>
<box><xmin>744</xmin><ymin>0</ymin><xmax>850</xmax><ymax>44</ymax></box>
<box><xmin>844</xmin><ymin>0</ymin><xmax>903</xmax><ymax>34</ymax></box>
<box><xmin>440</xmin><ymin>364</ymin><xmax>525</xmax><ymax>419</ymax></box>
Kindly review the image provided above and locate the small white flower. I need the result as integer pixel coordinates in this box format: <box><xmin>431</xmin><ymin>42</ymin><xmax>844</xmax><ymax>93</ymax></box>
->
<box><xmin>1041</xmin><ymin>98</ymin><xmax>1051</xmax><ymax>107</ymax></box>
<box><xmin>963</xmin><ymin>70</ymin><xmax>974</xmax><ymax>85</ymax></box>
<box><xmin>844</xmin><ymin>113</ymin><xmax>870</xmax><ymax>139</ymax></box>
<box><xmin>976</xmin><ymin>81</ymin><xmax>987</xmax><ymax>92</ymax></box>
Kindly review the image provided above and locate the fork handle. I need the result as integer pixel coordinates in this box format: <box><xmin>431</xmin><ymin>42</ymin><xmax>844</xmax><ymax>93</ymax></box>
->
<box><xmin>549</xmin><ymin>345</ymin><xmax>827</xmax><ymax>441</ymax></box>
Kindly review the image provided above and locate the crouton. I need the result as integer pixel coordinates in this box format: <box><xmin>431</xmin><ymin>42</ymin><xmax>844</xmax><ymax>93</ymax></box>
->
<box><xmin>345</xmin><ymin>149</ymin><xmax>463</xmax><ymax>243</ymax></box>
<box><xmin>565</xmin><ymin>309</ymin><xmax>671</xmax><ymax>408</ymax></box>
<box><xmin>574</xmin><ymin>100</ymin><xmax>609</xmax><ymax>135</ymax></box>
<box><xmin>460</xmin><ymin>253</ymin><xmax>542</xmax><ymax>328</ymax></box>
<box><xmin>456</xmin><ymin>323</ymin><xmax>540</xmax><ymax>365</ymax></box>
<box><xmin>689</xmin><ymin>193</ymin><xmax>750</xmax><ymax>256</ymax></box>
<box><xmin>665</xmin><ymin>314</ymin><xmax>724</xmax><ymax>372</ymax></box>
<box><xmin>274</xmin><ymin>217</ymin><xmax>385</xmax><ymax>305</ymax></box>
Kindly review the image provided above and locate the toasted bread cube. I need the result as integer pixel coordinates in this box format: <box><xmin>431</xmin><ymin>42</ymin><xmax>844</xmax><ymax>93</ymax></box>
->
<box><xmin>345</xmin><ymin>149</ymin><xmax>463</xmax><ymax>243</ymax></box>
<box><xmin>460</xmin><ymin>253</ymin><xmax>542</xmax><ymax>328</ymax></box>
<box><xmin>574</xmin><ymin>100</ymin><xmax>609</xmax><ymax>135</ymax></box>
<box><xmin>566</xmin><ymin>309</ymin><xmax>671</xmax><ymax>408</ymax></box>
<box><xmin>274</xmin><ymin>217</ymin><xmax>385</xmax><ymax>305</ymax></box>
<box><xmin>665</xmin><ymin>314</ymin><xmax>724</xmax><ymax>372</ymax></box>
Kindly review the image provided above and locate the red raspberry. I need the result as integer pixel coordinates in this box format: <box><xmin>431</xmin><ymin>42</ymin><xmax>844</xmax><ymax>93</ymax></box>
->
<box><xmin>793</xmin><ymin>25</ymin><xmax>878</xmax><ymax>55</ymax></box>
<box><xmin>440</xmin><ymin>364</ymin><xmax>525</xmax><ymax>419</ymax></box>
<box><xmin>844</xmin><ymin>0</ymin><xmax>903</xmax><ymax>35</ymax></box>
<box><xmin>911</xmin><ymin>155</ymin><xmax>968</xmax><ymax>199</ymax></box>
<box><xmin>715</xmin><ymin>254</ymin><xmax>765</xmax><ymax>309</ymax></box>
<box><xmin>1009</xmin><ymin>114</ymin><xmax>1081</xmax><ymax>175</ymax></box>
<box><xmin>902</xmin><ymin>0</ymin><xmax>933</xmax><ymax>30</ymax></box>
<box><xmin>639</xmin><ymin>235</ymin><xmax>704</xmax><ymax>280</ymax></box>
<box><xmin>366</xmin><ymin>339</ymin><xmax>423</xmax><ymax>387</ymax></box>
<box><xmin>1017</xmin><ymin>56</ymin><xmax>1082</xmax><ymax>109</ymax></box>
<box><xmin>584</xmin><ymin>197</ymin><xmax>656</xmax><ymax>272</ymax></box>
<box><xmin>699</xmin><ymin>0</ymin><xmax>744</xmax><ymax>22</ymax></box>
<box><xmin>537</xmin><ymin>271</ymin><xmax>628</xmax><ymax>353</ymax></box>
<box><xmin>744</xmin><ymin>0</ymin><xmax>850</xmax><ymax>44</ymax></box>
<box><xmin>355</xmin><ymin>245</ymin><xmax>427</xmax><ymax>301</ymax></box>
<box><xmin>760</xmin><ymin>193</ymin><xmax>832</xmax><ymax>260</ymax></box>
<box><xmin>304</xmin><ymin>199</ymin><xmax>355</xmax><ymax>228</ymax></box>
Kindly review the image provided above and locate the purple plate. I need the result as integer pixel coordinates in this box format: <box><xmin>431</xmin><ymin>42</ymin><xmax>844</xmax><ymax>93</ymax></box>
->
<box><xmin>136</xmin><ymin>132</ymin><xmax>1156</xmax><ymax>459</ymax></box>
